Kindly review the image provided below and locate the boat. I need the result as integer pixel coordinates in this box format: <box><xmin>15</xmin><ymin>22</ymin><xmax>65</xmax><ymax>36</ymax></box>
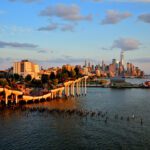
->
<box><xmin>143</xmin><ymin>81</ymin><xmax>150</xmax><ymax>88</ymax></box>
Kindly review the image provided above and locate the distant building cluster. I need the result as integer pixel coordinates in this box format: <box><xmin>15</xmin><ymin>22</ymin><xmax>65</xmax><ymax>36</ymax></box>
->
<box><xmin>35</xmin><ymin>52</ymin><xmax>144</xmax><ymax>78</ymax></box>
<box><xmin>0</xmin><ymin>50</ymin><xmax>144</xmax><ymax>79</ymax></box>
<box><xmin>81</xmin><ymin>51</ymin><xmax>144</xmax><ymax>78</ymax></box>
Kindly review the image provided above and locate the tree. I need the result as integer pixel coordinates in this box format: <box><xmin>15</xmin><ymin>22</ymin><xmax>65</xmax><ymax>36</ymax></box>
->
<box><xmin>41</xmin><ymin>74</ymin><xmax>49</xmax><ymax>84</ymax></box>
<box><xmin>25</xmin><ymin>74</ymin><xmax>32</xmax><ymax>82</ymax></box>
<box><xmin>31</xmin><ymin>78</ymin><xmax>42</xmax><ymax>88</ymax></box>
<box><xmin>52</xmin><ymin>79</ymin><xmax>59</xmax><ymax>86</ymax></box>
<box><xmin>56</xmin><ymin>72</ymin><xmax>62</xmax><ymax>82</ymax></box>
<box><xmin>70</xmin><ymin>70</ymin><xmax>76</xmax><ymax>78</ymax></box>
<box><xmin>62</xmin><ymin>72</ymin><xmax>69</xmax><ymax>81</ymax></box>
<box><xmin>13</xmin><ymin>73</ymin><xmax>20</xmax><ymax>81</ymax></box>
<box><xmin>50</xmin><ymin>72</ymin><xmax>56</xmax><ymax>80</ymax></box>
<box><xmin>19</xmin><ymin>75</ymin><xmax>24</xmax><ymax>81</ymax></box>
<box><xmin>62</xmin><ymin>67</ymin><xmax>68</xmax><ymax>74</ymax></box>
<box><xmin>0</xmin><ymin>79</ymin><xmax>8</xmax><ymax>87</ymax></box>
<box><xmin>9</xmin><ymin>74</ymin><xmax>14</xmax><ymax>81</ymax></box>
<box><xmin>74</xmin><ymin>67</ymin><xmax>80</xmax><ymax>77</ymax></box>
<box><xmin>0</xmin><ymin>73</ymin><xmax>5</xmax><ymax>79</ymax></box>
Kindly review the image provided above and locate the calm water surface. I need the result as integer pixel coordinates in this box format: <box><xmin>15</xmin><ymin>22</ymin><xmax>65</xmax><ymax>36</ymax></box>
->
<box><xmin>0</xmin><ymin>88</ymin><xmax>150</xmax><ymax>150</ymax></box>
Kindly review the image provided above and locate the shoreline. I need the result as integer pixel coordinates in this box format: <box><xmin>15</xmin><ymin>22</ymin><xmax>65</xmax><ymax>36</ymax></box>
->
<box><xmin>87</xmin><ymin>85</ymin><xmax>149</xmax><ymax>89</ymax></box>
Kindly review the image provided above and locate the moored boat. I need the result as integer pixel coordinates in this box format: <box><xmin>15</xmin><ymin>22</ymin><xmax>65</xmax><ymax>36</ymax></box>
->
<box><xmin>143</xmin><ymin>81</ymin><xmax>150</xmax><ymax>88</ymax></box>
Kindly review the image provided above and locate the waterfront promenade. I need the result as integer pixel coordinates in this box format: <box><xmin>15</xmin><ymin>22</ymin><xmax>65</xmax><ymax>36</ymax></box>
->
<box><xmin>0</xmin><ymin>76</ymin><xmax>88</xmax><ymax>105</ymax></box>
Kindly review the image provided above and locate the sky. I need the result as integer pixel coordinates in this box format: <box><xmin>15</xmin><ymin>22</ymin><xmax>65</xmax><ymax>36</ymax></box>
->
<box><xmin>0</xmin><ymin>0</ymin><xmax>150</xmax><ymax>73</ymax></box>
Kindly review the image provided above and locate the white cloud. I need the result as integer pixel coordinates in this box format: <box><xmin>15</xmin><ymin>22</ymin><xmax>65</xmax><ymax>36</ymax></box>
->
<box><xmin>101</xmin><ymin>10</ymin><xmax>132</xmax><ymax>25</ymax></box>
<box><xmin>38</xmin><ymin>23</ymin><xmax>75</xmax><ymax>32</ymax></box>
<box><xmin>112</xmin><ymin>38</ymin><xmax>141</xmax><ymax>51</ymax></box>
<box><xmin>38</xmin><ymin>23</ymin><xmax>58</xmax><ymax>31</ymax></box>
<box><xmin>138</xmin><ymin>13</ymin><xmax>150</xmax><ymax>23</ymax></box>
<box><xmin>39</xmin><ymin>4</ymin><xmax>92</xmax><ymax>22</ymax></box>
<box><xmin>8</xmin><ymin>0</ymin><xmax>42</xmax><ymax>3</ymax></box>
<box><xmin>0</xmin><ymin>41</ymin><xmax>38</xmax><ymax>48</ymax></box>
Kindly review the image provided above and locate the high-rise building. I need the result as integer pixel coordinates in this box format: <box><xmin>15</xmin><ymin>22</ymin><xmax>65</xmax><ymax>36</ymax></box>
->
<box><xmin>91</xmin><ymin>65</ymin><xmax>95</xmax><ymax>71</ymax></box>
<box><xmin>127</xmin><ymin>62</ymin><xmax>131</xmax><ymax>75</ymax></box>
<box><xmin>120</xmin><ymin>50</ymin><xmax>124</xmax><ymax>66</ymax></box>
<box><xmin>13</xmin><ymin>60</ymin><xmax>40</xmax><ymax>79</ymax></box>
<box><xmin>88</xmin><ymin>61</ymin><xmax>91</xmax><ymax>68</ymax></box>
<box><xmin>102</xmin><ymin>60</ymin><xmax>105</xmax><ymax>71</ymax></box>
<box><xmin>85</xmin><ymin>60</ymin><xmax>87</xmax><ymax>67</ymax></box>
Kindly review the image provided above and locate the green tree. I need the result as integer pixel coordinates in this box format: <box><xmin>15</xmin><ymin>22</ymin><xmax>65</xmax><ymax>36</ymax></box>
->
<box><xmin>74</xmin><ymin>67</ymin><xmax>80</xmax><ymax>77</ymax></box>
<box><xmin>50</xmin><ymin>72</ymin><xmax>56</xmax><ymax>80</ymax></box>
<box><xmin>41</xmin><ymin>74</ymin><xmax>49</xmax><ymax>84</ymax></box>
<box><xmin>9</xmin><ymin>74</ymin><xmax>14</xmax><ymax>81</ymax></box>
<box><xmin>70</xmin><ymin>70</ymin><xmax>76</xmax><ymax>78</ymax></box>
<box><xmin>25</xmin><ymin>74</ymin><xmax>32</xmax><ymax>82</ymax></box>
<box><xmin>52</xmin><ymin>79</ymin><xmax>59</xmax><ymax>86</ymax></box>
<box><xmin>31</xmin><ymin>78</ymin><xmax>42</xmax><ymax>88</ymax></box>
<box><xmin>56</xmin><ymin>72</ymin><xmax>62</xmax><ymax>82</ymax></box>
<box><xmin>13</xmin><ymin>73</ymin><xmax>20</xmax><ymax>81</ymax></box>
<box><xmin>62</xmin><ymin>72</ymin><xmax>69</xmax><ymax>81</ymax></box>
<box><xmin>19</xmin><ymin>75</ymin><xmax>23</xmax><ymax>81</ymax></box>
<box><xmin>0</xmin><ymin>79</ymin><xmax>8</xmax><ymax>87</ymax></box>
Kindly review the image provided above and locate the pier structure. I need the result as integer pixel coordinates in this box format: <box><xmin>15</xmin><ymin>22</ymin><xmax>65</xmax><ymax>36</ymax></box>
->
<box><xmin>11</xmin><ymin>90</ymin><xmax>23</xmax><ymax>104</ymax></box>
<box><xmin>64</xmin><ymin>76</ymin><xmax>88</xmax><ymax>97</ymax></box>
<box><xmin>0</xmin><ymin>76</ymin><xmax>88</xmax><ymax>105</ymax></box>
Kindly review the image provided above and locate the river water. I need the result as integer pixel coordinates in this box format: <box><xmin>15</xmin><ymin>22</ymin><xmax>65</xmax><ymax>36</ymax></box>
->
<box><xmin>0</xmin><ymin>87</ymin><xmax>150</xmax><ymax>149</ymax></box>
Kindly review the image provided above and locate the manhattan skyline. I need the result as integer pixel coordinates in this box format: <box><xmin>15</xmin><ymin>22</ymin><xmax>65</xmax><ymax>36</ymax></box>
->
<box><xmin>0</xmin><ymin>0</ymin><xmax>150</xmax><ymax>73</ymax></box>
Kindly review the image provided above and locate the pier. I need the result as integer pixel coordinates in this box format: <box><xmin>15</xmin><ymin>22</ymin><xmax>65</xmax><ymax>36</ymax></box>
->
<box><xmin>0</xmin><ymin>76</ymin><xmax>88</xmax><ymax>105</ymax></box>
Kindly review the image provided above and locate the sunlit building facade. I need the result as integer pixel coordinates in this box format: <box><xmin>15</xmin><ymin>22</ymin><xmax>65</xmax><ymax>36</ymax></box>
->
<box><xmin>13</xmin><ymin>60</ymin><xmax>40</xmax><ymax>79</ymax></box>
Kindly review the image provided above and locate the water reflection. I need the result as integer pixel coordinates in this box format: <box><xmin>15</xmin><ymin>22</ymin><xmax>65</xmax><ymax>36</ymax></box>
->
<box><xmin>26</xmin><ymin>98</ymin><xmax>79</xmax><ymax>110</ymax></box>
<box><xmin>1</xmin><ymin>88</ymin><xmax>150</xmax><ymax>149</ymax></box>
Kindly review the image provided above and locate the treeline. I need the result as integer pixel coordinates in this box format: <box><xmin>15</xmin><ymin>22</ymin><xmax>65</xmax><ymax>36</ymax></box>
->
<box><xmin>0</xmin><ymin>67</ymin><xmax>82</xmax><ymax>89</ymax></box>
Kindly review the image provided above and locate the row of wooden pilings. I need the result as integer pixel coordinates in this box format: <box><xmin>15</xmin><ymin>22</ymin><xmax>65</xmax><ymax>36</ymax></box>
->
<box><xmin>0</xmin><ymin>76</ymin><xmax>88</xmax><ymax>105</ymax></box>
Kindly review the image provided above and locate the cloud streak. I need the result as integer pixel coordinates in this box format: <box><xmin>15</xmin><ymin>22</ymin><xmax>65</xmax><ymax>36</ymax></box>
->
<box><xmin>0</xmin><ymin>41</ymin><xmax>38</xmax><ymax>48</ymax></box>
<box><xmin>138</xmin><ymin>13</ymin><xmax>150</xmax><ymax>23</ymax></box>
<box><xmin>39</xmin><ymin>4</ymin><xmax>92</xmax><ymax>22</ymax></box>
<box><xmin>130</xmin><ymin>57</ymin><xmax>150</xmax><ymax>63</ymax></box>
<box><xmin>8</xmin><ymin>0</ymin><xmax>42</xmax><ymax>3</ymax></box>
<box><xmin>101</xmin><ymin>10</ymin><xmax>132</xmax><ymax>24</ymax></box>
<box><xmin>38</xmin><ymin>23</ymin><xmax>75</xmax><ymax>32</ymax></box>
<box><xmin>112</xmin><ymin>38</ymin><xmax>141</xmax><ymax>51</ymax></box>
<box><xmin>38</xmin><ymin>23</ymin><xmax>58</xmax><ymax>31</ymax></box>
<box><xmin>127</xmin><ymin>0</ymin><xmax>150</xmax><ymax>2</ymax></box>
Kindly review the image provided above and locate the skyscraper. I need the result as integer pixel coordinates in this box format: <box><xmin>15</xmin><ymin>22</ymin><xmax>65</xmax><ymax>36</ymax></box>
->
<box><xmin>120</xmin><ymin>50</ymin><xmax>124</xmax><ymax>66</ymax></box>
<box><xmin>88</xmin><ymin>61</ymin><xmax>91</xmax><ymax>68</ymax></box>
<box><xmin>85</xmin><ymin>60</ymin><xmax>87</xmax><ymax>67</ymax></box>
<box><xmin>102</xmin><ymin>60</ymin><xmax>105</xmax><ymax>71</ymax></box>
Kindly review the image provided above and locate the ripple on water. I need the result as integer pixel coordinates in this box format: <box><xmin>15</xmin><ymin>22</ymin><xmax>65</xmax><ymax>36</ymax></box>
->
<box><xmin>1</xmin><ymin>88</ymin><xmax>150</xmax><ymax>149</ymax></box>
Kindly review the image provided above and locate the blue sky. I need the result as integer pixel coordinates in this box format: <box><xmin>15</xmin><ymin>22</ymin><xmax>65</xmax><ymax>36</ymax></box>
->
<box><xmin>0</xmin><ymin>0</ymin><xmax>150</xmax><ymax>73</ymax></box>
